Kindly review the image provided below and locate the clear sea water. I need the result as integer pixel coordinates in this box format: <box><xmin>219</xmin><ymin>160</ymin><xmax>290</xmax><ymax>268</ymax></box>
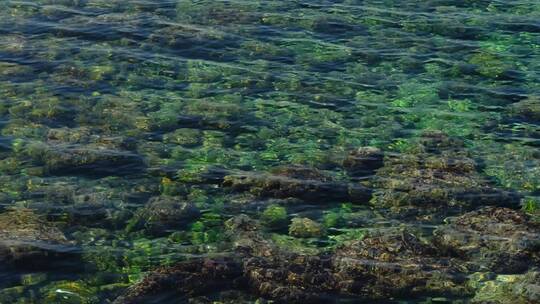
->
<box><xmin>0</xmin><ymin>1</ymin><xmax>539</xmax><ymax>303</ymax></box>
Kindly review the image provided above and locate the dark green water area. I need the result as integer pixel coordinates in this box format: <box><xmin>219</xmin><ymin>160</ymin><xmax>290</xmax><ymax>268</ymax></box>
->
<box><xmin>1</xmin><ymin>0</ymin><xmax>540</xmax><ymax>303</ymax></box>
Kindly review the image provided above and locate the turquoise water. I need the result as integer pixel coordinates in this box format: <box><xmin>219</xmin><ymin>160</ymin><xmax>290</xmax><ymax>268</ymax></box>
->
<box><xmin>0</xmin><ymin>0</ymin><xmax>539</xmax><ymax>303</ymax></box>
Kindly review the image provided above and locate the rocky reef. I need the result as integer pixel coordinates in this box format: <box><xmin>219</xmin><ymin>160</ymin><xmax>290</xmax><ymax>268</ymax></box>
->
<box><xmin>126</xmin><ymin>196</ymin><xmax>200</xmax><ymax>236</ymax></box>
<box><xmin>0</xmin><ymin>0</ymin><xmax>539</xmax><ymax>302</ymax></box>
<box><xmin>0</xmin><ymin>208</ymin><xmax>78</xmax><ymax>269</ymax></box>
<box><xmin>434</xmin><ymin>207</ymin><xmax>540</xmax><ymax>273</ymax></box>
<box><xmin>223</xmin><ymin>165</ymin><xmax>372</xmax><ymax>204</ymax></box>
<box><xmin>114</xmin><ymin>207</ymin><xmax>540</xmax><ymax>303</ymax></box>
<box><xmin>370</xmin><ymin>132</ymin><xmax>521</xmax><ymax>220</ymax></box>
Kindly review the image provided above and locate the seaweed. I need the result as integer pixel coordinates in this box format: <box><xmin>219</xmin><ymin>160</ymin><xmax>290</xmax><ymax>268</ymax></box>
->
<box><xmin>1</xmin><ymin>0</ymin><xmax>539</xmax><ymax>302</ymax></box>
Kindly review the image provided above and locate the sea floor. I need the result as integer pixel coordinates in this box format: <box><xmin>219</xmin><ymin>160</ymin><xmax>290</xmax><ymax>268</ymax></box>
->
<box><xmin>0</xmin><ymin>1</ymin><xmax>539</xmax><ymax>303</ymax></box>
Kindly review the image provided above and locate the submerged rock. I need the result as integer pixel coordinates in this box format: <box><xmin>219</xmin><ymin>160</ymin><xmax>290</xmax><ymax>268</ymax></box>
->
<box><xmin>342</xmin><ymin>146</ymin><xmax>384</xmax><ymax>179</ymax></box>
<box><xmin>162</xmin><ymin>128</ymin><xmax>203</xmax><ymax>147</ymax></box>
<box><xmin>243</xmin><ymin>253</ymin><xmax>336</xmax><ymax>303</ymax></box>
<box><xmin>434</xmin><ymin>207</ymin><xmax>540</xmax><ymax>273</ymax></box>
<box><xmin>46</xmin><ymin>127</ymin><xmax>93</xmax><ymax>144</ymax></box>
<box><xmin>261</xmin><ymin>204</ymin><xmax>288</xmax><ymax>229</ymax></box>
<box><xmin>224</xmin><ymin>215</ymin><xmax>276</xmax><ymax>258</ymax></box>
<box><xmin>269</xmin><ymin>166</ymin><xmax>332</xmax><ymax>181</ymax></box>
<box><xmin>332</xmin><ymin>229</ymin><xmax>468</xmax><ymax>299</ymax></box>
<box><xmin>471</xmin><ymin>270</ymin><xmax>540</xmax><ymax>304</ymax></box>
<box><xmin>223</xmin><ymin>166</ymin><xmax>371</xmax><ymax>204</ymax></box>
<box><xmin>371</xmin><ymin>132</ymin><xmax>520</xmax><ymax>218</ymax></box>
<box><xmin>113</xmin><ymin>258</ymin><xmax>244</xmax><ymax>304</ymax></box>
<box><xmin>126</xmin><ymin>196</ymin><xmax>200</xmax><ymax>236</ymax></box>
<box><xmin>114</xmin><ymin>216</ymin><xmax>474</xmax><ymax>303</ymax></box>
<box><xmin>417</xmin><ymin>131</ymin><xmax>465</xmax><ymax>153</ymax></box>
<box><xmin>227</xmin><ymin>215</ymin><xmax>337</xmax><ymax>302</ymax></box>
<box><xmin>508</xmin><ymin>96</ymin><xmax>540</xmax><ymax>121</ymax></box>
<box><xmin>0</xmin><ymin>208</ymin><xmax>77</xmax><ymax>269</ymax></box>
<box><xmin>115</xmin><ymin>215</ymin><xmax>336</xmax><ymax>303</ymax></box>
<box><xmin>0</xmin><ymin>62</ymin><xmax>33</xmax><ymax>78</ymax></box>
<box><xmin>288</xmin><ymin>217</ymin><xmax>325</xmax><ymax>238</ymax></box>
<box><xmin>42</xmin><ymin>145</ymin><xmax>145</xmax><ymax>176</ymax></box>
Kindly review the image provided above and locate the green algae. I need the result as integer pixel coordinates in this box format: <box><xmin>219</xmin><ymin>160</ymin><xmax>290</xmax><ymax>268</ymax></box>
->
<box><xmin>261</xmin><ymin>204</ymin><xmax>288</xmax><ymax>229</ymax></box>
<box><xmin>288</xmin><ymin>217</ymin><xmax>326</xmax><ymax>238</ymax></box>
<box><xmin>0</xmin><ymin>0</ymin><xmax>539</xmax><ymax>303</ymax></box>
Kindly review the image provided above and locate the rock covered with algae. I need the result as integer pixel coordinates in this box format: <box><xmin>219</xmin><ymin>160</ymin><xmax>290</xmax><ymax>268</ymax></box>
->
<box><xmin>509</xmin><ymin>96</ymin><xmax>540</xmax><ymax>121</ymax></box>
<box><xmin>223</xmin><ymin>165</ymin><xmax>372</xmax><ymax>204</ymax></box>
<box><xmin>0</xmin><ymin>208</ymin><xmax>76</xmax><ymax>268</ymax></box>
<box><xmin>126</xmin><ymin>196</ymin><xmax>200</xmax><ymax>236</ymax></box>
<box><xmin>371</xmin><ymin>132</ymin><xmax>521</xmax><ymax>218</ymax></box>
<box><xmin>288</xmin><ymin>217</ymin><xmax>325</xmax><ymax>238</ymax></box>
<box><xmin>113</xmin><ymin>206</ymin><xmax>540</xmax><ymax>303</ymax></box>
<box><xmin>0</xmin><ymin>0</ymin><xmax>539</xmax><ymax>302</ymax></box>
<box><xmin>114</xmin><ymin>215</ymin><xmax>337</xmax><ymax>303</ymax></box>
<box><xmin>260</xmin><ymin>204</ymin><xmax>288</xmax><ymax>229</ymax></box>
<box><xmin>15</xmin><ymin>140</ymin><xmax>145</xmax><ymax>177</ymax></box>
<box><xmin>470</xmin><ymin>270</ymin><xmax>540</xmax><ymax>304</ymax></box>
<box><xmin>332</xmin><ymin>228</ymin><xmax>468</xmax><ymax>299</ymax></box>
<box><xmin>342</xmin><ymin>146</ymin><xmax>384</xmax><ymax>179</ymax></box>
<box><xmin>434</xmin><ymin>207</ymin><xmax>540</xmax><ymax>273</ymax></box>
<box><xmin>112</xmin><ymin>258</ymin><xmax>244</xmax><ymax>304</ymax></box>
<box><xmin>114</xmin><ymin>214</ymin><xmax>481</xmax><ymax>303</ymax></box>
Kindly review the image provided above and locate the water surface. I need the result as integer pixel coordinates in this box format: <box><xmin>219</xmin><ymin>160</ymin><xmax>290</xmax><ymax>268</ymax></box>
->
<box><xmin>0</xmin><ymin>1</ymin><xmax>539</xmax><ymax>303</ymax></box>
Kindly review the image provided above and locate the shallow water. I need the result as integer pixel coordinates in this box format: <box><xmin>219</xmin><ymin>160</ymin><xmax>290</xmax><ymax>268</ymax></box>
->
<box><xmin>0</xmin><ymin>0</ymin><xmax>539</xmax><ymax>303</ymax></box>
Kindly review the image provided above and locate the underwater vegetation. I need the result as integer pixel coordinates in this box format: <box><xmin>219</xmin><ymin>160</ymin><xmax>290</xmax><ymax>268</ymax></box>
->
<box><xmin>0</xmin><ymin>0</ymin><xmax>539</xmax><ymax>303</ymax></box>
